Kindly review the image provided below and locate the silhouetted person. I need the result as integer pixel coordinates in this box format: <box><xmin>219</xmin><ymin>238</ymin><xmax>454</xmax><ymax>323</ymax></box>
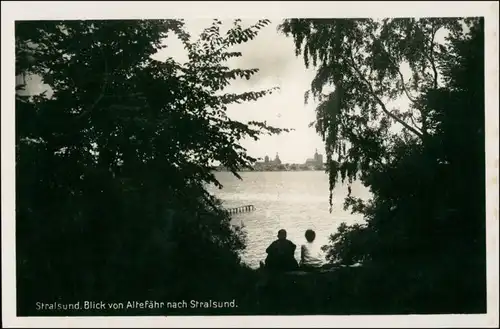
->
<box><xmin>263</xmin><ymin>229</ymin><xmax>298</xmax><ymax>272</ymax></box>
<box><xmin>300</xmin><ymin>229</ymin><xmax>325</xmax><ymax>271</ymax></box>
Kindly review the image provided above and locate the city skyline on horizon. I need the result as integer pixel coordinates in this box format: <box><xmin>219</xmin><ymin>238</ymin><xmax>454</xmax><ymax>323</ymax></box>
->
<box><xmin>255</xmin><ymin>148</ymin><xmax>325</xmax><ymax>164</ymax></box>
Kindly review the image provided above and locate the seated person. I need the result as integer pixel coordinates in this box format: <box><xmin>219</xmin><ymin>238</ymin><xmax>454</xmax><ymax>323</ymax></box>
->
<box><xmin>300</xmin><ymin>229</ymin><xmax>325</xmax><ymax>271</ymax></box>
<box><xmin>263</xmin><ymin>229</ymin><xmax>299</xmax><ymax>272</ymax></box>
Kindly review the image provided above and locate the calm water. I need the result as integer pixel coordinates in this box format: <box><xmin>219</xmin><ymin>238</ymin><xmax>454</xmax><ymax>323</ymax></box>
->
<box><xmin>207</xmin><ymin>171</ymin><xmax>371</xmax><ymax>269</ymax></box>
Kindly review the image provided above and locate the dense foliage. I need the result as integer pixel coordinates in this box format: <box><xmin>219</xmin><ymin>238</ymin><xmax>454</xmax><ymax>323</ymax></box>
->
<box><xmin>15</xmin><ymin>19</ymin><xmax>289</xmax><ymax>315</ymax></box>
<box><xmin>280</xmin><ymin>17</ymin><xmax>486</xmax><ymax>312</ymax></box>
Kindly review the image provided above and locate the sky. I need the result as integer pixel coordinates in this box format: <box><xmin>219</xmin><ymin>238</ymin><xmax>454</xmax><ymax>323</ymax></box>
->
<box><xmin>153</xmin><ymin>19</ymin><xmax>325</xmax><ymax>164</ymax></box>
<box><xmin>19</xmin><ymin>18</ymin><xmax>461</xmax><ymax>165</ymax></box>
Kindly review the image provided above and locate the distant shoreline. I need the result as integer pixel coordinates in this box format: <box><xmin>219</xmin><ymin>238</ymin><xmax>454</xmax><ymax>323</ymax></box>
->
<box><xmin>214</xmin><ymin>164</ymin><xmax>328</xmax><ymax>173</ymax></box>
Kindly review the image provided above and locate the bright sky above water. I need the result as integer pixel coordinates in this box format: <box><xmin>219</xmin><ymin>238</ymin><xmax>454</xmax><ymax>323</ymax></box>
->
<box><xmin>153</xmin><ymin>19</ymin><xmax>326</xmax><ymax>164</ymax></box>
<box><xmin>155</xmin><ymin>18</ymin><xmax>447</xmax><ymax>164</ymax></box>
<box><xmin>22</xmin><ymin>18</ymin><xmax>451</xmax><ymax>165</ymax></box>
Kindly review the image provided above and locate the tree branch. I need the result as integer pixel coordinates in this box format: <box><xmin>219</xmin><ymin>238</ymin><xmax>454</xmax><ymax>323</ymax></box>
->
<box><xmin>371</xmin><ymin>32</ymin><xmax>418</xmax><ymax>104</ymax></box>
<box><xmin>347</xmin><ymin>44</ymin><xmax>424</xmax><ymax>140</ymax></box>
<box><xmin>417</xmin><ymin>24</ymin><xmax>441</xmax><ymax>137</ymax></box>
<box><xmin>409</xmin><ymin>112</ymin><xmax>419</xmax><ymax>128</ymax></box>
<box><xmin>396</xmin><ymin>67</ymin><xmax>417</xmax><ymax>103</ymax></box>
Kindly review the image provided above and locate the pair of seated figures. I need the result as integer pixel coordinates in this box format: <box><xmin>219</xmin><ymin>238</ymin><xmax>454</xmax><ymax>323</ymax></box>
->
<box><xmin>260</xmin><ymin>229</ymin><xmax>328</xmax><ymax>272</ymax></box>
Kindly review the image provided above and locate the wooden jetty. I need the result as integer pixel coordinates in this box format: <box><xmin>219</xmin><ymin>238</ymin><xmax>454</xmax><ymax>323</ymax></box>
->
<box><xmin>226</xmin><ymin>205</ymin><xmax>256</xmax><ymax>215</ymax></box>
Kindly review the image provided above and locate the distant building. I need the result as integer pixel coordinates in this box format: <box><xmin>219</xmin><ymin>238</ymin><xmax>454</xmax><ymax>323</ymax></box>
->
<box><xmin>254</xmin><ymin>152</ymin><xmax>282</xmax><ymax>170</ymax></box>
<box><xmin>314</xmin><ymin>149</ymin><xmax>323</xmax><ymax>165</ymax></box>
<box><xmin>305</xmin><ymin>149</ymin><xmax>324</xmax><ymax>168</ymax></box>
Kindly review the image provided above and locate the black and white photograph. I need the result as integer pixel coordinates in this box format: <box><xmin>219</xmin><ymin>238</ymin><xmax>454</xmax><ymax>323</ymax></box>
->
<box><xmin>2</xmin><ymin>1</ymin><xmax>499</xmax><ymax>327</ymax></box>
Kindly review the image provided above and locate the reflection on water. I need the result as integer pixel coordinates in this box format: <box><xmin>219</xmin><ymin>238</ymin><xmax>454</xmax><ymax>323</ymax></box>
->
<box><xmin>207</xmin><ymin>171</ymin><xmax>371</xmax><ymax>269</ymax></box>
